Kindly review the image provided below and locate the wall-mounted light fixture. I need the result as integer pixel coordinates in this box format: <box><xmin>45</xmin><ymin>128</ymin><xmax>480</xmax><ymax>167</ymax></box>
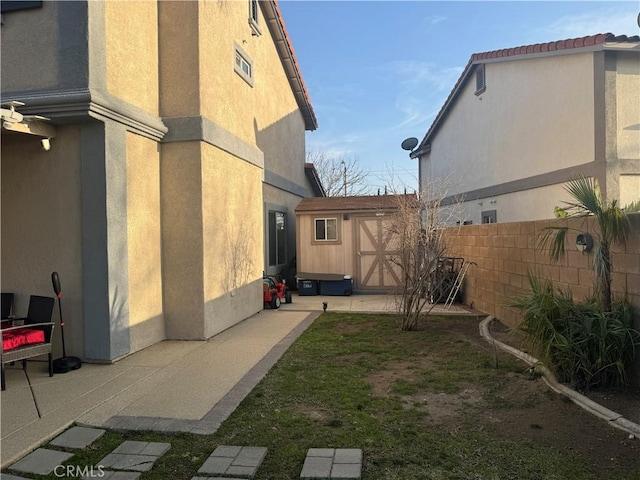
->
<box><xmin>1</xmin><ymin>101</ymin><xmax>56</xmax><ymax>147</ymax></box>
<box><xmin>576</xmin><ymin>233</ymin><xmax>593</xmax><ymax>253</ymax></box>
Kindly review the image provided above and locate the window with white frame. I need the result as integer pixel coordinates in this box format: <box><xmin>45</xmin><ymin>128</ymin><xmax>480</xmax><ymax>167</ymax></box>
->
<box><xmin>234</xmin><ymin>43</ymin><xmax>254</xmax><ymax>86</ymax></box>
<box><xmin>482</xmin><ymin>210</ymin><xmax>496</xmax><ymax>224</ymax></box>
<box><xmin>268</xmin><ymin>211</ymin><xmax>286</xmax><ymax>266</ymax></box>
<box><xmin>249</xmin><ymin>0</ymin><xmax>261</xmax><ymax>36</ymax></box>
<box><xmin>315</xmin><ymin>218</ymin><xmax>338</xmax><ymax>241</ymax></box>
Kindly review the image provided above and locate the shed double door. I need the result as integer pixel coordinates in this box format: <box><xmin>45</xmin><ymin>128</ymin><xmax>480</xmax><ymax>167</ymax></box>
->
<box><xmin>355</xmin><ymin>216</ymin><xmax>401</xmax><ymax>290</ymax></box>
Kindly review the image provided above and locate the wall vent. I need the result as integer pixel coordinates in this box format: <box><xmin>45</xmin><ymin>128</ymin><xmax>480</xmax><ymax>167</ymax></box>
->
<box><xmin>475</xmin><ymin>64</ymin><xmax>486</xmax><ymax>96</ymax></box>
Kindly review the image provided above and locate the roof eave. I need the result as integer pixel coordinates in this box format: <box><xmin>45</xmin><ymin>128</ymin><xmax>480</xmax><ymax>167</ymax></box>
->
<box><xmin>304</xmin><ymin>163</ymin><xmax>327</xmax><ymax>197</ymax></box>
<box><xmin>262</xmin><ymin>0</ymin><xmax>318</xmax><ymax>131</ymax></box>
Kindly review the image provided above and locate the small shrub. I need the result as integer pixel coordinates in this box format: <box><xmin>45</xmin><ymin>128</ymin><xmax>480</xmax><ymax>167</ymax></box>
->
<box><xmin>512</xmin><ymin>272</ymin><xmax>640</xmax><ymax>391</ymax></box>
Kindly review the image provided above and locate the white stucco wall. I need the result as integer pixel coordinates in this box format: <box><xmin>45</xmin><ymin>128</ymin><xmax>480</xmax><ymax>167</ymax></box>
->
<box><xmin>616</xmin><ymin>53</ymin><xmax>640</xmax><ymax>162</ymax></box>
<box><xmin>424</xmin><ymin>53</ymin><xmax>595</xmax><ymax>196</ymax></box>
<box><xmin>459</xmin><ymin>183</ymin><xmax>572</xmax><ymax>224</ymax></box>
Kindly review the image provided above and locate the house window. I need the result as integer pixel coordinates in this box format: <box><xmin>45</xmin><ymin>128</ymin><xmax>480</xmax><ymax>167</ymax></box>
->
<box><xmin>475</xmin><ymin>64</ymin><xmax>486</xmax><ymax>96</ymax></box>
<box><xmin>315</xmin><ymin>218</ymin><xmax>338</xmax><ymax>241</ymax></box>
<box><xmin>482</xmin><ymin>210</ymin><xmax>496</xmax><ymax>224</ymax></box>
<box><xmin>249</xmin><ymin>0</ymin><xmax>261</xmax><ymax>36</ymax></box>
<box><xmin>268</xmin><ymin>211</ymin><xmax>286</xmax><ymax>266</ymax></box>
<box><xmin>234</xmin><ymin>43</ymin><xmax>254</xmax><ymax>86</ymax></box>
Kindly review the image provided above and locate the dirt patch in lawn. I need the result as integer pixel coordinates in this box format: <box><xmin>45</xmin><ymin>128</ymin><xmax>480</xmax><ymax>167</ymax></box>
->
<box><xmin>364</xmin><ymin>320</ymin><xmax>640</xmax><ymax>477</ymax></box>
<box><xmin>293</xmin><ymin>405</ymin><xmax>331</xmax><ymax>422</ymax></box>
<box><xmin>367</xmin><ymin>360</ymin><xmax>482</xmax><ymax>423</ymax></box>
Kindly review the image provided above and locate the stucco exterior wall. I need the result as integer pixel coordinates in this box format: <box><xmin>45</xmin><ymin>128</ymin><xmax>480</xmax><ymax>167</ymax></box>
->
<box><xmin>0</xmin><ymin>127</ymin><xmax>84</xmax><ymax>358</ymax></box>
<box><xmin>160</xmin><ymin>141</ymin><xmax>205</xmax><ymax>339</ymax></box>
<box><xmin>158</xmin><ymin>0</ymin><xmax>200</xmax><ymax>117</ymax></box>
<box><xmin>198</xmin><ymin>0</ymin><xmax>254</xmax><ymax>143</ymax></box>
<box><xmin>193</xmin><ymin>0</ymin><xmax>309</xmax><ymax>277</ymax></box>
<box><xmin>197</xmin><ymin>1</ymin><xmax>303</xmax><ymax>149</ymax></box>
<box><xmin>426</xmin><ymin>53</ymin><xmax>595</xmax><ymax>193</ymax></box>
<box><xmin>615</xmin><ymin>53</ymin><xmax>640</xmax><ymax>208</ymax></box>
<box><xmin>202</xmin><ymin>144</ymin><xmax>264</xmax><ymax>337</ymax></box>
<box><xmin>126</xmin><ymin>132</ymin><xmax>164</xmax><ymax>353</ymax></box>
<box><xmin>105</xmin><ymin>1</ymin><xmax>159</xmax><ymax>115</ymax></box>
<box><xmin>459</xmin><ymin>183</ymin><xmax>571</xmax><ymax>224</ymax></box>
<box><xmin>0</xmin><ymin>1</ymin><xmax>62</xmax><ymax>91</ymax></box>
<box><xmin>160</xmin><ymin>141</ymin><xmax>264</xmax><ymax>340</ymax></box>
<box><xmin>620</xmin><ymin>174</ymin><xmax>640</xmax><ymax>207</ymax></box>
<box><xmin>616</xmin><ymin>53</ymin><xmax>640</xmax><ymax>161</ymax></box>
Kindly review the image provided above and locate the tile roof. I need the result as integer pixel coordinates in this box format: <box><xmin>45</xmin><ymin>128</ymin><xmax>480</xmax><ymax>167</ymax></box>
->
<box><xmin>296</xmin><ymin>194</ymin><xmax>417</xmax><ymax>213</ymax></box>
<box><xmin>414</xmin><ymin>33</ymin><xmax>640</xmax><ymax>154</ymax></box>
<box><xmin>470</xmin><ymin>33</ymin><xmax>638</xmax><ymax>61</ymax></box>
<box><xmin>264</xmin><ymin>0</ymin><xmax>318</xmax><ymax>131</ymax></box>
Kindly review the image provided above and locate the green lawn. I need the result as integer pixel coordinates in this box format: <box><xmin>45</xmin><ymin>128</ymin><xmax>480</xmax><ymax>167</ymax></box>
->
<box><xmin>8</xmin><ymin>313</ymin><xmax>639</xmax><ymax>480</ymax></box>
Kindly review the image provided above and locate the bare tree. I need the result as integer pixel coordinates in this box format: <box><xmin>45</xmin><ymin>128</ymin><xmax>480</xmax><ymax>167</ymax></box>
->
<box><xmin>386</xmin><ymin>180</ymin><xmax>462</xmax><ymax>330</ymax></box>
<box><xmin>306</xmin><ymin>149</ymin><xmax>370</xmax><ymax>197</ymax></box>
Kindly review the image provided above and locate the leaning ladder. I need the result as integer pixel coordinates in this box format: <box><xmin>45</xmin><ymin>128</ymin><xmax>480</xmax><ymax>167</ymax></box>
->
<box><xmin>444</xmin><ymin>261</ymin><xmax>475</xmax><ymax>309</ymax></box>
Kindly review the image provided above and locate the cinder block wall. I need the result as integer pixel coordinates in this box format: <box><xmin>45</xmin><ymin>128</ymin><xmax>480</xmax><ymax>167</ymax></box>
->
<box><xmin>445</xmin><ymin>213</ymin><xmax>640</xmax><ymax>383</ymax></box>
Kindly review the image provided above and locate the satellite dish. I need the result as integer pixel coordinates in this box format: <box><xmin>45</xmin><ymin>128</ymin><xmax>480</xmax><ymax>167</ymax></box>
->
<box><xmin>401</xmin><ymin>137</ymin><xmax>419</xmax><ymax>151</ymax></box>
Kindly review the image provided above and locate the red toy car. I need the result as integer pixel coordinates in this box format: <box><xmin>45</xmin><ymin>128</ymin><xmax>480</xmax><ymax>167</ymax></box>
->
<box><xmin>263</xmin><ymin>275</ymin><xmax>292</xmax><ymax>309</ymax></box>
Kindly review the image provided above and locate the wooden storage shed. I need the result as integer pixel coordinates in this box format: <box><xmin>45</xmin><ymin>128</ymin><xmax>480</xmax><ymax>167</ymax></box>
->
<box><xmin>295</xmin><ymin>194</ymin><xmax>416</xmax><ymax>292</ymax></box>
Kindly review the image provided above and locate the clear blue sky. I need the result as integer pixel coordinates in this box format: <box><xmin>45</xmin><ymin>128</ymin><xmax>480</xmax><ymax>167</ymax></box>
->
<box><xmin>278</xmin><ymin>1</ymin><xmax>640</xmax><ymax>193</ymax></box>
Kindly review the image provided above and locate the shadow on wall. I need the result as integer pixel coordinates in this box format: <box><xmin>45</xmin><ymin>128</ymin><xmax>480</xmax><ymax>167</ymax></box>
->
<box><xmin>254</xmin><ymin>110</ymin><xmax>310</xmax><ymax>282</ymax></box>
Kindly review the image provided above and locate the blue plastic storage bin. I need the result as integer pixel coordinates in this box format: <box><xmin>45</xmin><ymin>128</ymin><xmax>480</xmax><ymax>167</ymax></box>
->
<box><xmin>318</xmin><ymin>278</ymin><xmax>353</xmax><ymax>296</ymax></box>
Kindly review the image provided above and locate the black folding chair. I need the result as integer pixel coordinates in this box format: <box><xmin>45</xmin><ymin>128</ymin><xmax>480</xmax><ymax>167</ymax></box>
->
<box><xmin>1</xmin><ymin>295</ymin><xmax>56</xmax><ymax>390</ymax></box>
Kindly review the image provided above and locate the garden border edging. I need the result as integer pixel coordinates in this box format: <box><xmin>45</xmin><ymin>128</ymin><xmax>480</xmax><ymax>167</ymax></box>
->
<box><xmin>479</xmin><ymin>316</ymin><xmax>640</xmax><ymax>438</ymax></box>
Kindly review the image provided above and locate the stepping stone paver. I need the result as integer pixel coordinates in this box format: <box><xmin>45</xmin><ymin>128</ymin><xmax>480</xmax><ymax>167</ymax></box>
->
<box><xmin>50</xmin><ymin>426</ymin><xmax>106</xmax><ymax>449</ymax></box>
<box><xmin>191</xmin><ymin>478</ymin><xmax>241</xmax><ymax>480</ymax></box>
<box><xmin>2</xmin><ymin>474</ymin><xmax>33</xmax><ymax>480</ymax></box>
<box><xmin>83</xmin><ymin>472</ymin><xmax>141</xmax><ymax>480</ymax></box>
<box><xmin>8</xmin><ymin>448</ymin><xmax>74</xmax><ymax>476</ymax></box>
<box><xmin>300</xmin><ymin>448</ymin><xmax>362</xmax><ymax>480</ymax></box>
<box><xmin>96</xmin><ymin>441</ymin><xmax>171</xmax><ymax>472</ymax></box>
<box><xmin>198</xmin><ymin>445</ymin><xmax>268</xmax><ymax>479</ymax></box>
<box><xmin>112</xmin><ymin>441</ymin><xmax>171</xmax><ymax>456</ymax></box>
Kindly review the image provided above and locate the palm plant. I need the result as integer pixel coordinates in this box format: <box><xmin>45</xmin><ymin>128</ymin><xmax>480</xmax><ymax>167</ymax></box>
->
<box><xmin>538</xmin><ymin>176</ymin><xmax>631</xmax><ymax>312</ymax></box>
<box><xmin>512</xmin><ymin>272</ymin><xmax>639</xmax><ymax>390</ymax></box>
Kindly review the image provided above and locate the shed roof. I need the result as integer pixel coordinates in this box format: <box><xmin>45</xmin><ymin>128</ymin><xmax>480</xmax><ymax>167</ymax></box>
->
<box><xmin>296</xmin><ymin>194</ymin><xmax>417</xmax><ymax>213</ymax></box>
<box><xmin>413</xmin><ymin>33</ymin><xmax>640</xmax><ymax>155</ymax></box>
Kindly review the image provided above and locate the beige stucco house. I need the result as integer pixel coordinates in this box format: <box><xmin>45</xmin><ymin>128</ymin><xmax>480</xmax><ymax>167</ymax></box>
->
<box><xmin>413</xmin><ymin>33</ymin><xmax>640</xmax><ymax>224</ymax></box>
<box><xmin>1</xmin><ymin>0</ymin><xmax>319</xmax><ymax>362</ymax></box>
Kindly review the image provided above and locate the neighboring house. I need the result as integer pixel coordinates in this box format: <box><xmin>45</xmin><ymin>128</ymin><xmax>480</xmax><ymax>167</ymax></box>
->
<box><xmin>296</xmin><ymin>195</ymin><xmax>414</xmax><ymax>292</ymax></box>
<box><xmin>0</xmin><ymin>0</ymin><xmax>319</xmax><ymax>362</ymax></box>
<box><xmin>412</xmin><ymin>33</ymin><xmax>640</xmax><ymax>224</ymax></box>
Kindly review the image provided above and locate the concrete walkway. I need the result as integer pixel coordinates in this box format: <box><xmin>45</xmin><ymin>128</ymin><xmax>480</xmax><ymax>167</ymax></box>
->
<box><xmin>0</xmin><ymin>293</ymin><xmax>472</xmax><ymax>468</ymax></box>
